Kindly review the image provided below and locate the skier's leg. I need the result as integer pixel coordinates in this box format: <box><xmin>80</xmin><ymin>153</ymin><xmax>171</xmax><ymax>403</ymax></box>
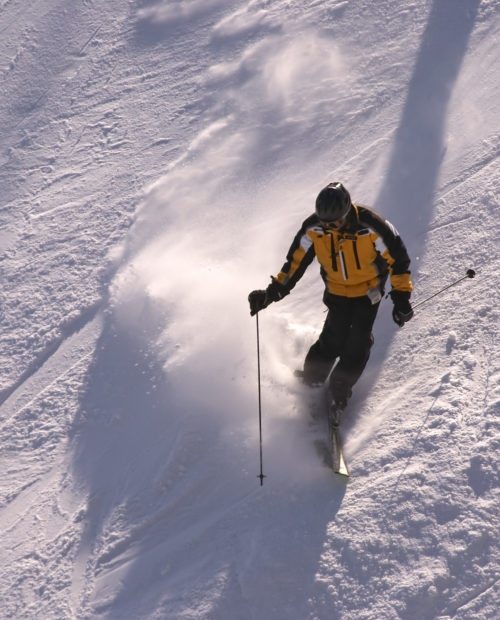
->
<box><xmin>329</xmin><ymin>297</ymin><xmax>379</xmax><ymax>404</ymax></box>
<box><xmin>302</xmin><ymin>340</ymin><xmax>334</xmax><ymax>385</ymax></box>
<box><xmin>302</xmin><ymin>297</ymin><xmax>350</xmax><ymax>385</ymax></box>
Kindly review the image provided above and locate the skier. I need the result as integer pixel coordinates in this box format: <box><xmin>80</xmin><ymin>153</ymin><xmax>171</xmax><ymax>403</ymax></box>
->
<box><xmin>248</xmin><ymin>182</ymin><xmax>413</xmax><ymax>413</ymax></box>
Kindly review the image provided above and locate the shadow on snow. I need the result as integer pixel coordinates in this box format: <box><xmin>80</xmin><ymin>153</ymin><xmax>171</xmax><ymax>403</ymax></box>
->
<box><xmin>365</xmin><ymin>0</ymin><xmax>480</xmax><ymax>386</ymax></box>
<box><xmin>70</xmin><ymin>306</ymin><xmax>345</xmax><ymax>618</ymax></box>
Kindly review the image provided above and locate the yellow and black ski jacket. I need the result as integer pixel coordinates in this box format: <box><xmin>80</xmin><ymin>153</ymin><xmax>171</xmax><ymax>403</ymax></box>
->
<box><xmin>275</xmin><ymin>204</ymin><xmax>412</xmax><ymax>299</ymax></box>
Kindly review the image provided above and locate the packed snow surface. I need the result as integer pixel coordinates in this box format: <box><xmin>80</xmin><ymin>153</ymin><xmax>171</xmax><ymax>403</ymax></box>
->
<box><xmin>1</xmin><ymin>0</ymin><xmax>499</xmax><ymax>618</ymax></box>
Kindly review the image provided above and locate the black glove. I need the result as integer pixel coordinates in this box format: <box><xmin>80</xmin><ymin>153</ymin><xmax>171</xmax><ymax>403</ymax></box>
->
<box><xmin>248</xmin><ymin>290</ymin><xmax>268</xmax><ymax>316</ymax></box>
<box><xmin>391</xmin><ymin>290</ymin><xmax>414</xmax><ymax>327</ymax></box>
<box><xmin>248</xmin><ymin>278</ymin><xmax>289</xmax><ymax>316</ymax></box>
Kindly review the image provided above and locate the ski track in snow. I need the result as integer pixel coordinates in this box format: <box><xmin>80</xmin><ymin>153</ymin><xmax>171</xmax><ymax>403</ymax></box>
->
<box><xmin>0</xmin><ymin>0</ymin><xmax>499</xmax><ymax>618</ymax></box>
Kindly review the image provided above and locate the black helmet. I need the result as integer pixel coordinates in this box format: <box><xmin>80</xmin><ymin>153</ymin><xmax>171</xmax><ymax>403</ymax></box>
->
<box><xmin>315</xmin><ymin>182</ymin><xmax>351</xmax><ymax>221</ymax></box>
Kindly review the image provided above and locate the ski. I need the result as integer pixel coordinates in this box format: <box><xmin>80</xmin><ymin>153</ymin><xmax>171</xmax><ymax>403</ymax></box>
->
<box><xmin>328</xmin><ymin>406</ymin><xmax>349</xmax><ymax>477</ymax></box>
<box><xmin>330</xmin><ymin>421</ymin><xmax>349</xmax><ymax>476</ymax></box>
<box><xmin>296</xmin><ymin>369</ymin><xmax>350</xmax><ymax>477</ymax></box>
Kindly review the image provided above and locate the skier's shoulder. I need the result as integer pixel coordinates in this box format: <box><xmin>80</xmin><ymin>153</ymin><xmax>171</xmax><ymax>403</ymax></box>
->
<box><xmin>300</xmin><ymin>213</ymin><xmax>322</xmax><ymax>234</ymax></box>
<box><xmin>355</xmin><ymin>203</ymin><xmax>395</xmax><ymax>236</ymax></box>
<box><xmin>355</xmin><ymin>203</ymin><xmax>381</xmax><ymax>225</ymax></box>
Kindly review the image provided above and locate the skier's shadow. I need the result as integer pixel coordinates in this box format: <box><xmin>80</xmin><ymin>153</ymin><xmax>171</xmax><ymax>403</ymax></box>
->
<box><xmin>70</xmin><ymin>307</ymin><xmax>345</xmax><ymax>618</ymax></box>
<box><xmin>361</xmin><ymin>0</ymin><xmax>480</xmax><ymax>396</ymax></box>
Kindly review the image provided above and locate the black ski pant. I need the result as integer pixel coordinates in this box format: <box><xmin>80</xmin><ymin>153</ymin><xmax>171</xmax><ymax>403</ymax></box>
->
<box><xmin>303</xmin><ymin>294</ymin><xmax>379</xmax><ymax>392</ymax></box>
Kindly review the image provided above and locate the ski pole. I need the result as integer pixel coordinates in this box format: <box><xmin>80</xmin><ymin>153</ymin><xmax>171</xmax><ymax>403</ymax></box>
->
<box><xmin>255</xmin><ymin>312</ymin><xmax>266</xmax><ymax>486</ymax></box>
<box><xmin>412</xmin><ymin>268</ymin><xmax>475</xmax><ymax>310</ymax></box>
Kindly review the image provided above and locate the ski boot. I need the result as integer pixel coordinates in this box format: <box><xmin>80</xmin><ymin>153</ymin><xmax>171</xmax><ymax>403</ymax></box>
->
<box><xmin>328</xmin><ymin>379</ymin><xmax>352</xmax><ymax>427</ymax></box>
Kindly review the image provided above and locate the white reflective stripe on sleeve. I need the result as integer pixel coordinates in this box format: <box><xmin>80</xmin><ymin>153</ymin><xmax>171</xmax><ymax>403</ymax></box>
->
<box><xmin>300</xmin><ymin>232</ymin><xmax>313</xmax><ymax>252</ymax></box>
<box><xmin>385</xmin><ymin>219</ymin><xmax>399</xmax><ymax>237</ymax></box>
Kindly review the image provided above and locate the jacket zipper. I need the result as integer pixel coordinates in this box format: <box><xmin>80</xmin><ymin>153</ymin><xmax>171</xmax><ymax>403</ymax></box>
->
<box><xmin>331</xmin><ymin>234</ymin><xmax>350</xmax><ymax>280</ymax></box>
<box><xmin>330</xmin><ymin>234</ymin><xmax>338</xmax><ymax>272</ymax></box>
<box><xmin>352</xmin><ymin>239</ymin><xmax>361</xmax><ymax>269</ymax></box>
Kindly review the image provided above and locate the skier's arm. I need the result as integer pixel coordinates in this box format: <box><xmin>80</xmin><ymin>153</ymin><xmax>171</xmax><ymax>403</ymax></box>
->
<box><xmin>358</xmin><ymin>206</ymin><xmax>412</xmax><ymax>293</ymax></box>
<box><xmin>358</xmin><ymin>206</ymin><xmax>413</xmax><ymax>326</ymax></box>
<box><xmin>274</xmin><ymin>215</ymin><xmax>317</xmax><ymax>293</ymax></box>
<box><xmin>248</xmin><ymin>216</ymin><xmax>316</xmax><ymax>315</ymax></box>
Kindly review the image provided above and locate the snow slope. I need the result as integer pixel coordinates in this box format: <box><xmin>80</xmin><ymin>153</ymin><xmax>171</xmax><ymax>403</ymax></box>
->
<box><xmin>0</xmin><ymin>0</ymin><xmax>499</xmax><ymax>618</ymax></box>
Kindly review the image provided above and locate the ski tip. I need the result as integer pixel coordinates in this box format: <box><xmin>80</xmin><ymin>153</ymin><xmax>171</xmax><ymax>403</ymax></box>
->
<box><xmin>335</xmin><ymin>466</ymin><xmax>350</xmax><ymax>478</ymax></box>
<box><xmin>333</xmin><ymin>452</ymin><xmax>350</xmax><ymax>477</ymax></box>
